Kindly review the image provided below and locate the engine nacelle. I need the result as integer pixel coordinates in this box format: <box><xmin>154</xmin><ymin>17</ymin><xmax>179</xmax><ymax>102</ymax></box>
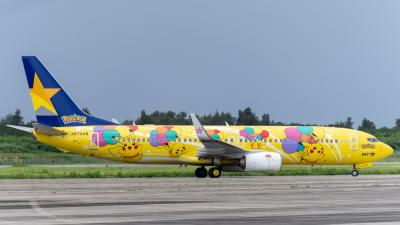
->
<box><xmin>240</xmin><ymin>152</ymin><xmax>282</xmax><ymax>172</ymax></box>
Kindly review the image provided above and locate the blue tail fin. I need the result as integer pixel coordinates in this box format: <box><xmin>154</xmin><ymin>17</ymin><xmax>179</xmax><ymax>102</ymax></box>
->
<box><xmin>22</xmin><ymin>56</ymin><xmax>115</xmax><ymax>127</ymax></box>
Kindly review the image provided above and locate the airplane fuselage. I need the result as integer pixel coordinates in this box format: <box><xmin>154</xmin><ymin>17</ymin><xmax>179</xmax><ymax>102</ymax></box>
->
<box><xmin>34</xmin><ymin>124</ymin><xmax>393</xmax><ymax>167</ymax></box>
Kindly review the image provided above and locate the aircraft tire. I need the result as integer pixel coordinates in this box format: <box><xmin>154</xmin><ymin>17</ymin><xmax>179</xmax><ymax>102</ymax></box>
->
<box><xmin>351</xmin><ymin>169</ymin><xmax>359</xmax><ymax>177</ymax></box>
<box><xmin>208</xmin><ymin>167</ymin><xmax>221</xmax><ymax>178</ymax></box>
<box><xmin>195</xmin><ymin>167</ymin><xmax>207</xmax><ymax>178</ymax></box>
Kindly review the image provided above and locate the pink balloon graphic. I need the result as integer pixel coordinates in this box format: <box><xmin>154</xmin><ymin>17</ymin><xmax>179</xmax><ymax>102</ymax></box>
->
<box><xmin>239</xmin><ymin>130</ymin><xmax>248</xmax><ymax>138</ymax></box>
<box><xmin>285</xmin><ymin>127</ymin><xmax>301</xmax><ymax>141</ymax></box>
<box><xmin>157</xmin><ymin>134</ymin><xmax>169</xmax><ymax>145</ymax></box>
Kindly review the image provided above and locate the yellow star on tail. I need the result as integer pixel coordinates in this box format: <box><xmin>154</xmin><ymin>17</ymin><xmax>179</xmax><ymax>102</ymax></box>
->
<box><xmin>29</xmin><ymin>73</ymin><xmax>60</xmax><ymax>115</ymax></box>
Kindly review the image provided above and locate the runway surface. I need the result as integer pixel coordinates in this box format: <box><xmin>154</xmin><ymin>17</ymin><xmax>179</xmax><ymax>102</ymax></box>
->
<box><xmin>0</xmin><ymin>175</ymin><xmax>400</xmax><ymax>225</ymax></box>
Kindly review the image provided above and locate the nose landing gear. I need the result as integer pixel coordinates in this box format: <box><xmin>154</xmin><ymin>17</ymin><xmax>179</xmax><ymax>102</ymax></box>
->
<box><xmin>351</xmin><ymin>165</ymin><xmax>359</xmax><ymax>177</ymax></box>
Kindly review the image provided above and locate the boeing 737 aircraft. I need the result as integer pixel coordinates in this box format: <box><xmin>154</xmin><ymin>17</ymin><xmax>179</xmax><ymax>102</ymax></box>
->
<box><xmin>8</xmin><ymin>56</ymin><xmax>393</xmax><ymax>178</ymax></box>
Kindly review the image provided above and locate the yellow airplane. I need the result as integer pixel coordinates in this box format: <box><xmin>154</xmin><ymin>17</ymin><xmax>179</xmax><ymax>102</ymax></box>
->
<box><xmin>8</xmin><ymin>56</ymin><xmax>393</xmax><ymax>178</ymax></box>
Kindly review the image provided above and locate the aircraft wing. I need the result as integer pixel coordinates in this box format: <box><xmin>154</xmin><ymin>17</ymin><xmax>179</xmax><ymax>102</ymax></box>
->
<box><xmin>190</xmin><ymin>113</ymin><xmax>247</xmax><ymax>158</ymax></box>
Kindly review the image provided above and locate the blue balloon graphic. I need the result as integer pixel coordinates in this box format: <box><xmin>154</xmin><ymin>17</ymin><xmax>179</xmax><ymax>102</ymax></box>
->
<box><xmin>244</xmin><ymin>127</ymin><xmax>255</xmax><ymax>134</ymax></box>
<box><xmin>103</xmin><ymin>129</ymin><xmax>120</xmax><ymax>145</ymax></box>
<box><xmin>297</xmin><ymin>126</ymin><xmax>313</xmax><ymax>135</ymax></box>
<box><xmin>282</xmin><ymin>138</ymin><xmax>298</xmax><ymax>154</ymax></box>
<box><xmin>149</xmin><ymin>135</ymin><xmax>159</xmax><ymax>147</ymax></box>
<box><xmin>297</xmin><ymin>143</ymin><xmax>305</xmax><ymax>151</ymax></box>
<box><xmin>165</xmin><ymin>130</ymin><xmax>177</xmax><ymax>141</ymax></box>
<box><xmin>150</xmin><ymin>130</ymin><xmax>158</xmax><ymax>136</ymax></box>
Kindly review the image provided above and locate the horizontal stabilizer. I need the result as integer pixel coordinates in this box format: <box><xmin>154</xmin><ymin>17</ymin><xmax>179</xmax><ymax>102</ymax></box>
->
<box><xmin>33</xmin><ymin>123</ymin><xmax>66</xmax><ymax>136</ymax></box>
<box><xmin>6</xmin><ymin>125</ymin><xmax>33</xmax><ymax>133</ymax></box>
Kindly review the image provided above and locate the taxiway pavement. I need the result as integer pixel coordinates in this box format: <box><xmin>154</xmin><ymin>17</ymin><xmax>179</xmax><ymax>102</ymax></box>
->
<box><xmin>0</xmin><ymin>175</ymin><xmax>399</xmax><ymax>225</ymax></box>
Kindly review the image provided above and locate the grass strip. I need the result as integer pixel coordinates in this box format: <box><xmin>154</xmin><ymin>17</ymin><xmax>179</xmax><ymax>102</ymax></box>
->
<box><xmin>1</xmin><ymin>164</ymin><xmax>400</xmax><ymax>179</ymax></box>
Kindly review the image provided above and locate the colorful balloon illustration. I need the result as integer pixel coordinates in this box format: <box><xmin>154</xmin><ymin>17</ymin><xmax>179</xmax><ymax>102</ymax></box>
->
<box><xmin>285</xmin><ymin>127</ymin><xmax>301</xmax><ymax>141</ymax></box>
<box><xmin>149</xmin><ymin>135</ymin><xmax>159</xmax><ymax>147</ymax></box>
<box><xmin>127</xmin><ymin>125</ymin><xmax>138</xmax><ymax>132</ymax></box>
<box><xmin>207</xmin><ymin>129</ymin><xmax>220</xmax><ymax>140</ymax></box>
<box><xmin>282</xmin><ymin>126</ymin><xmax>317</xmax><ymax>154</ymax></box>
<box><xmin>166</xmin><ymin>130</ymin><xmax>177</xmax><ymax>141</ymax></box>
<box><xmin>297</xmin><ymin>126</ymin><xmax>313</xmax><ymax>135</ymax></box>
<box><xmin>244</xmin><ymin>127</ymin><xmax>254</xmax><ymax>135</ymax></box>
<box><xmin>282</xmin><ymin>138</ymin><xmax>298</xmax><ymax>154</ymax></box>
<box><xmin>93</xmin><ymin>126</ymin><xmax>107</xmax><ymax>147</ymax></box>
<box><xmin>239</xmin><ymin>127</ymin><xmax>269</xmax><ymax>141</ymax></box>
<box><xmin>149</xmin><ymin>126</ymin><xmax>178</xmax><ymax>147</ymax></box>
<box><xmin>103</xmin><ymin>129</ymin><xmax>120</xmax><ymax>145</ymax></box>
<box><xmin>260</xmin><ymin>130</ymin><xmax>269</xmax><ymax>139</ymax></box>
<box><xmin>239</xmin><ymin>130</ymin><xmax>248</xmax><ymax>138</ymax></box>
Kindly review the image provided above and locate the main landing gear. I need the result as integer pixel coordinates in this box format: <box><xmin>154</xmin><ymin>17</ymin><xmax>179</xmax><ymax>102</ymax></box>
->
<box><xmin>351</xmin><ymin>165</ymin><xmax>359</xmax><ymax>177</ymax></box>
<box><xmin>195</xmin><ymin>166</ymin><xmax>221</xmax><ymax>178</ymax></box>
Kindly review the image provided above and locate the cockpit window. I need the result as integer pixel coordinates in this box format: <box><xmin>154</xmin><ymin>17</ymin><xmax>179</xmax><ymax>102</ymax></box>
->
<box><xmin>367</xmin><ymin>138</ymin><xmax>378</xmax><ymax>143</ymax></box>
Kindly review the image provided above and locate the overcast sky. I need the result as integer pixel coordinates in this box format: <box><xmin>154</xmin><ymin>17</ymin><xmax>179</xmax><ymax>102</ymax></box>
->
<box><xmin>1</xmin><ymin>0</ymin><xmax>400</xmax><ymax>127</ymax></box>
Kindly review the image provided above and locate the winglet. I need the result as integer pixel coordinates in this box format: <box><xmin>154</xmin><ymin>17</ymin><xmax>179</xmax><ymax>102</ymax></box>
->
<box><xmin>190</xmin><ymin>113</ymin><xmax>212</xmax><ymax>141</ymax></box>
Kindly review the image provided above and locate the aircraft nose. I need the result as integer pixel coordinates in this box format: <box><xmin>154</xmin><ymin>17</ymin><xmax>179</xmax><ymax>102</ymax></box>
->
<box><xmin>380</xmin><ymin>143</ymin><xmax>393</xmax><ymax>159</ymax></box>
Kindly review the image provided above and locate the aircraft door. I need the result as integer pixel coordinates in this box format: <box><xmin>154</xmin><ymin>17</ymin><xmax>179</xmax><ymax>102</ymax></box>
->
<box><xmin>349</xmin><ymin>133</ymin><xmax>358</xmax><ymax>151</ymax></box>
<box><xmin>90</xmin><ymin>132</ymin><xmax>99</xmax><ymax>150</ymax></box>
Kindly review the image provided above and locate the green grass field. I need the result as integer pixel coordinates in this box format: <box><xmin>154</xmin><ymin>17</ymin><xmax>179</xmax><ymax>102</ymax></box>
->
<box><xmin>1</xmin><ymin>163</ymin><xmax>400</xmax><ymax>179</ymax></box>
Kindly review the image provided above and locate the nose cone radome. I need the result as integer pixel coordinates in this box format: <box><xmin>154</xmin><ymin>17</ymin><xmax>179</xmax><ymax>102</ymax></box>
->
<box><xmin>379</xmin><ymin>143</ymin><xmax>393</xmax><ymax>160</ymax></box>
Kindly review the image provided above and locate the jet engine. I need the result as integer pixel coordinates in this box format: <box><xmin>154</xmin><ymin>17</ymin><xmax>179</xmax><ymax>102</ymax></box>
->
<box><xmin>239</xmin><ymin>151</ymin><xmax>282</xmax><ymax>172</ymax></box>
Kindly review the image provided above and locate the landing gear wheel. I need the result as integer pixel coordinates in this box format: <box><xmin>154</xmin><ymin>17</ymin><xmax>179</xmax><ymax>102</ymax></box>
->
<box><xmin>195</xmin><ymin>167</ymin><xmax>207</xmax><ymax>178</ymax></box>
<box><xmin>208</xmin><ymin>167</ymin><xmax>221</xmax><ymax>178</ymax></box>
<box><xmin>351</xmin><ymin>169</ymin><xmax>359</xmax><ymax>177</ymax></box>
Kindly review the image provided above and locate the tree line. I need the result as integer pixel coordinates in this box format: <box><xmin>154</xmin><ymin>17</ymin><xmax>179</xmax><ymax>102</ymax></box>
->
<box><xmin>2</xmin><ymin>107</ymin><xmax>400</xmax><ymax>150</ymax></box>
<box><xmin>0</xmin><ymin>107</ymin><xmax>398</xmax><ymax>132</ymax></box>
